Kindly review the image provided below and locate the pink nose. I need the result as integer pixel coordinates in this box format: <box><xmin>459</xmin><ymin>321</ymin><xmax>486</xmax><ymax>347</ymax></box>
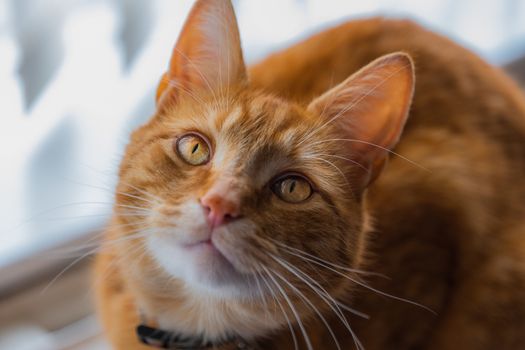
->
<box><xmin>200</xmin><ymin>192</ymin><xmax>240</xmax><ymax>229</ymax></box>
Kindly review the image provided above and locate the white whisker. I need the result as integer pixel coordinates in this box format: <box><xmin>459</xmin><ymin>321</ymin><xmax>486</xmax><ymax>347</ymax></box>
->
<box><xmin>272</xmin><ymin>255</ymin><xmax>365</xmax><ymax>350</ymax></box>
<box><xmin>269</xmin><ymin>237</ymin><xmax>386</xmax><ymax>278</ymax></box>
<box><xmin>271</xmin><ymin>267</ymin><xmax>342</xmax><ymax>350</ymax></box>
<box><xmin>281</xmin><ymin>246</ymin><xmax>435</xmax><ymax>315</ymax></box>
<box><xmin>309</xmin><ymin>138</ymin><xmax>430</xmax><ymax>172</ymax></box>
<box><xmin>261</xmin><ymin>266</ymin><xmax>313</xmax><ymax>350</ymax></box>
<box><xmin>258</xmin><ymin>270</ymin><xmax>299</xmax><ymax>350</ymax></box>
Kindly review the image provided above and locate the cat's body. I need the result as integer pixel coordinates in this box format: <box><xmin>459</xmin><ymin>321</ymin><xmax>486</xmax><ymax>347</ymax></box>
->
<box><xmin>95</xmin><ymin>4</ymin><xmax>525</xmax><ymax>349</ymax></box>
<box><xmin>251</xmin><ymin>18</ymin><xmax>525</xmax><ymax>349</ymax></box>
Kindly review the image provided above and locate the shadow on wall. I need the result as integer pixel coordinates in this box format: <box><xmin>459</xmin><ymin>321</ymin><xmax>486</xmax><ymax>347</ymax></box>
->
<box><xmin>25</xmin><ymin>117</ymin><xmax>77</xmax><ymax>226</ymax></box>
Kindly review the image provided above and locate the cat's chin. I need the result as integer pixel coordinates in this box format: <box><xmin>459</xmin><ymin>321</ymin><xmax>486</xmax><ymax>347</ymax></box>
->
<box><xmin>146</xmin><ymin>233</ymin><xmax>257</xmax><ymax>299</ymax></box>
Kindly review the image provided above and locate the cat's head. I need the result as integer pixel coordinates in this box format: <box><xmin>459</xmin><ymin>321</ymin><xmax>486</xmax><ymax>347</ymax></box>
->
<box><xmin>113</xmin><ymin>0</ymin><xmax>414</xmax><ymax>341</ymax></box>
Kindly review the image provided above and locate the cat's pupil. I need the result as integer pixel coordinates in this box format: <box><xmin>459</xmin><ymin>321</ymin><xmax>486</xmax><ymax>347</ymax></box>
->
<box><xmin>191</xmin><ymin>143</ymin><xmax>199</xmax><ymax>154</ymax></box>
<box><xmin>289</xmin><ymin>180</ymin><xmax>296</xmax><ymax>193</ymax></box>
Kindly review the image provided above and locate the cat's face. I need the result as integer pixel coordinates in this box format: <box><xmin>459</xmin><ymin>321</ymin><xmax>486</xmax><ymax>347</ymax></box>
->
<box><xmin>111</xmin><ymin>0</ymin><xmax>414</xmax><ymax>340</ymax></box>
<box><xmin>118</xmin><ymin>90</ymin><xmax>362</xmax><ymax>298</ymax></box>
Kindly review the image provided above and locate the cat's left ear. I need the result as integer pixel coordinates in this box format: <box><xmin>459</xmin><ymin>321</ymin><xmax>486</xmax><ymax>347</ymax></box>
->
<box><xmin>307</xmin><ymin>52</ymin><xmax>415</xmax><ymax>191</ymax></box>
<box><xmin>156</xmin><ymin>0</ymin><xmax>247</xmax><ymax>109</ymax></box>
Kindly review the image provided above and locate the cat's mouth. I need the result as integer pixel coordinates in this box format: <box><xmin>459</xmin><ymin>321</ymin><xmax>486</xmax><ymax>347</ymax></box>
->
<box><xmin>147</xmin><ymin>226</ymin><xmax>257</xmax><ymax>295</ymax></box>
<box><xmin>182</xmin><ymin>237</ymin><xmax>215</xmax><ymax>250</ymax></box>
<box><xmin>180</xmin><ymin>233</ymin><xmax>248</xmax><ymax>275</ymax></box>
<box><xmin>181</xmin><ymin>236</ymin><xmax>234</xmax><ymax>267</ymax></box>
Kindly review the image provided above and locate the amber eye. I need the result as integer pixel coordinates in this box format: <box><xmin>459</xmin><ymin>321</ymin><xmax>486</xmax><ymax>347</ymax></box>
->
<box><xmin>272</xmin><ymin>175</ymin><xmax>313</xmax><ymax>203</ymax></box>
<box><xmin>175</xmin><ymin>133</ymin><xmax>211</xmax><ymax>165</ymax></box>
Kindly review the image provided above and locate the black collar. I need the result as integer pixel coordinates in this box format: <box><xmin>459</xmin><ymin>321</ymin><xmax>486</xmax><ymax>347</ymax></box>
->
<box><xmin>136</xmin><ymin>324</ymin><xmax>255</xmax><ymax>350</ymax></box>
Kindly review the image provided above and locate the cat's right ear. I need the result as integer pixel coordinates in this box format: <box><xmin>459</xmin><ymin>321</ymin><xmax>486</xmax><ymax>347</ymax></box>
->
<box><xmin>156</xmin><ymin>0</ymin><xmax>247</xmax><ymax>111</ymax></box>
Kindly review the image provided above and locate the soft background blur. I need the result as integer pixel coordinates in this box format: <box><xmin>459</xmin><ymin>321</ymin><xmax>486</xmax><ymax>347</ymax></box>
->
<box><xmin>1</xmin><ymin>0</ymin><xmax>525</xmax><ymax>349</ymax></box>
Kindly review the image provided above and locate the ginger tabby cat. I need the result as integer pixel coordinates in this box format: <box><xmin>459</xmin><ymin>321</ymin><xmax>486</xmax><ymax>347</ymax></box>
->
<box><xmin>95</xmin><ymin>0</ymin><xmax>525</xmax><ymax>349</ymax></box>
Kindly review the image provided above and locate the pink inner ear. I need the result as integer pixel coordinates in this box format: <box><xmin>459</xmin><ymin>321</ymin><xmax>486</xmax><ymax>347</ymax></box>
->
<box><xmin>156</xmin><ymin>0</ymin><xmax>247</xmax><ymax>108</ymax></box>
<box><xmin>307</xmin><ymin>53</ymin><xmax>415</xmax><ymax>189</ymax></box>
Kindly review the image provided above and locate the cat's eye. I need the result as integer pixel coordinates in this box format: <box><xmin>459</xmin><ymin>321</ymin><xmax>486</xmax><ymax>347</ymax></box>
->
<box><xmin>175</xmin><ymin>133</ymin><xmax>211</xmax><ymax>165</ymax></box>
<box><xmin>272</xmin><ymin>174</ymin><xmax>313</xmax><ymax>203</ymax></box>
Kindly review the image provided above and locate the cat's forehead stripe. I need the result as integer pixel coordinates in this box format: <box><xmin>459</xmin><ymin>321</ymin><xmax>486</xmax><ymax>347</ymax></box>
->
<box><xmin>214</xmin><ymin>105</ymin><xmax>243</xmax><ymax>131</ymax></box>
<box><xmin>209</xmin><ymin>104</ymin><xmax>248</xmax><ymax>174</ymax></box>
<box><xmin>205</xmin><ymin>97</ymin><xmax>301</xmax><ymax>176</ymax></box>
